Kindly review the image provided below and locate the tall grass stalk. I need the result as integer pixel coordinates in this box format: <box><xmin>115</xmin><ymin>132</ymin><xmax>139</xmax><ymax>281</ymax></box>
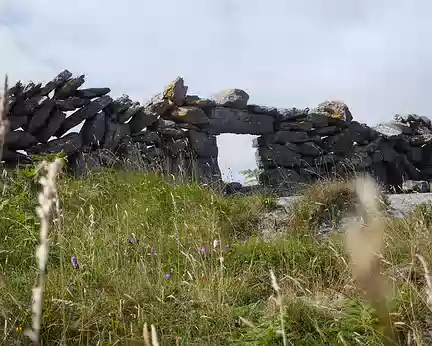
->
<box><xmin>25</xmin><ymin>159</ymin><xmax>63</xmax><ymax>345</ymax></box>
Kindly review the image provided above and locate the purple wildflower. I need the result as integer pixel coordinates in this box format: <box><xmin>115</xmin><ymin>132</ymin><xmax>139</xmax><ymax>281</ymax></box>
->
<box><xmin>151</xmin><ymin>251</ymin><xmax>157</xmax><ymax>255</ymax></box>
<box><xmin>112</xmin><ymin>243</ymin><xmax>118</xmax><ymax>247</ymax></box>
<box><xmin>71</xmin><ymin>256</ymin><xmax>79</xmax><ymax>269</ymax></box>
<box><xmin>119</xmin><ymin>170</ymin><xmax>125</xmax><ymax>174</ymax></box>
<box><xmin>200</xmin><ymin>247</ymin><xmax>207</xmax><ymax>253</ymax></box>
<box><xmin>129</xmin><ymin>237</ymin><xmax>135</xmax><ymax>244</ymax></box>
<box><xmin>164</xmin><ymin>273</ymin><xmax>171</xmax><ymax>279</ymax></box>
<box><xmin>222</xmin><ymin>245</ymin><xmax>229</xmax><ymax>249</ymax></box>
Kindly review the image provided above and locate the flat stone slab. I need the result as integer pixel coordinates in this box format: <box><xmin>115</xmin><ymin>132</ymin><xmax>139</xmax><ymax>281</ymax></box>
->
<box><xmin>276</xmin><ymin>193</ymin><xmax>432</xmax><ymax>219</ymax></box>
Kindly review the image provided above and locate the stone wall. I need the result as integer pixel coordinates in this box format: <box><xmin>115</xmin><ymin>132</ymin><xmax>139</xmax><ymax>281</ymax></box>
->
<box><xmin>3</xmin><ymin>69</ymin><xmax>432</xmax><ymax>194</ymax></box>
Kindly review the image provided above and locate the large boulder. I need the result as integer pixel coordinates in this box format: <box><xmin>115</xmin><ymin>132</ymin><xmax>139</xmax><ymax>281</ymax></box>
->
<box><xmin>313</xmin><ymin>100</ymin><xmax>353</xmax><ymax>123</ymax></box>
<box><xmin>214</xmin><ymin>89</ymin><xmax>249</xmax><ymax>109</ymax></box>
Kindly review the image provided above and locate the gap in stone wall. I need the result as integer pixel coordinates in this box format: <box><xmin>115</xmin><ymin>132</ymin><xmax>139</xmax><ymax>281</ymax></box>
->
<box><xmin>216</xmin><ymin>133</ymin><xmax>259</xmax><ymax>184</ymax></box>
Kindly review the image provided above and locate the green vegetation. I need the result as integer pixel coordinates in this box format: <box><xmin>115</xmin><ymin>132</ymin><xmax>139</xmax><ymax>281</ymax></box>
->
<box><xmin>1</xmin><ymin>167</ymin><xmax>432</xmax><ymax>345</ymax></box>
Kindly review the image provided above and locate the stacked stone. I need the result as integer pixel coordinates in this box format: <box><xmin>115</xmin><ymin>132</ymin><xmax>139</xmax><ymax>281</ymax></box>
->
<box><xmin>2</xmin><ymin>70</ymin><xmax>172</xmax><ymax>174</ymax></box>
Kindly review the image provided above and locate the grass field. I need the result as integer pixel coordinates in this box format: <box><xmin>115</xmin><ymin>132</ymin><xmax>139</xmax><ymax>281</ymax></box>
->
<box><xmin>1</xmin><ymin>164</ymin><xmax>432</xmax><ymax>345</ymax></box>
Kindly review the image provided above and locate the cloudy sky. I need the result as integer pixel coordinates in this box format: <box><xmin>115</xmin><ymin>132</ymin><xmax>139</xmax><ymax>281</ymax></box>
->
<box><xmin>1</xmin><ymin>0</ymin><xmax>432</xmax><ymax>182</ymax></box>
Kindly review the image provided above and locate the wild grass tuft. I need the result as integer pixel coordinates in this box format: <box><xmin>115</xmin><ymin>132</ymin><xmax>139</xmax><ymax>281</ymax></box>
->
<box><xmin>1</xmin><ymin>167</ymin><xmax>432</xmax><ymax>345</ymax></box>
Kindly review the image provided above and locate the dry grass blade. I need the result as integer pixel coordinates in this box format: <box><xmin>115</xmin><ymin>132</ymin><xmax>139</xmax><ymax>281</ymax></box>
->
<box><xmin>416</xmin><ymin>254</ymin><xmax>432</xmax><ymax>308</ymax></box>
<box><xmin>345</xmin><ymin>175</ymin><xmax>395</xmax><ymax>345</ymax></box>
<box><xmin>269</xmin><ymin>269</ymin><xmax>287</xmax><ymax>346</ymax></box>
<box><xmin>0</xmin><ymin>75</ymin><xmax>10</xmax><ymax>161</ymax></box>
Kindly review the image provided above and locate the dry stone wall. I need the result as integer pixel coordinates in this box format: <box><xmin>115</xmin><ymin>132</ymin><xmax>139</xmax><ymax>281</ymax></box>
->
<box><xmin>3</xmin><ymin>69</ymin><xmax>432</xmax><ymax>194</ymax></box>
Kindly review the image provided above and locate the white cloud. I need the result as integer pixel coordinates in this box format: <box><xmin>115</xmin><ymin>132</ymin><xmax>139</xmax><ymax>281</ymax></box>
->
<box><xmin>2</xmin><ymin>0</ymin><xmax>432</xmax><ymax>182</ymax></box>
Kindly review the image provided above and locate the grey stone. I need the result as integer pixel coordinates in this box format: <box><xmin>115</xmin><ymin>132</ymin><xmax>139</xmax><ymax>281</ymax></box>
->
<box><xmin>410</xmin><ymin>134</ymin><xmax>432</xmax><ymax>146</ymax></box>
<box><xmin>252</xmin><ymin>135</ymin><xmax>300</xmax><ymax>151</ymax></box>
<box><xmin>106</xmin><ymin>95</ymin><xmax>135</xmax><ymax>115</ymax></box>
<box><xmin>55</xmin><ymin>95</ymin><xmax>113</xmax><ymax>137</ymax></box>
<box><xmin>27</xmin><ymin>133</ymin><xmax>82</xmax><ymax>156</ymax></box>
<box><xmin>325</xmin><ymin>131</ymin><xmax>353</xmax><ymax>155</ymax></box>
<box><xmin>407</xmin><ymin>147</ymin><xmax>423</xmax><ymax>163</ymax></box>
<box><xmin>411</xmin><ymin>124</ymin><xmax>432</xmax><ymax>135</ymax></box>
<box><xmin>131</xmin><ymin>131</ymin><xmax>161</xmax><ymax>146</ymax></box>
<box><xmin>40</xmin><ymin>70</ymin><xmax>73</xmax><ymax>96</ymax></box>
<box><xmin>11</xmin><ymin>95</ymin><xmax>43</xmax><ymax>117</ymax></box>
<box><xmin>163</xmin><ymin>77</ymin><xmax>188</xmax><ymax>106</ymax></box>
<box><xmin>205</xmin><ymin>107</ymin><xmax>274</xmax><ymax>135</ymax></box>
<box><xmin>20</xmin><ymin>82</ymin><xmax>42</xmax><ymax>100</ymax></box>
<box><xmin>2</xmin><ymin>149</ymin><xmax>32</xmax><ymax>165</ymax></box>
<box><xmin>247</xmin><ymin>104</ymin><xmax>279</xmax><ymax>116</ymax></box>
<box><xmin>347</xmin><ymin>121</ymin><xmax>375</xmax><ymax>144</ymax></box>
<box><xmin>36</xmin><ymin>110</ymin><xmax>66</xmax><ymax>143</ymax></box>
<box><xmin>166</xmin><ymin>139</ymin><xmax>189</xmax><ymax>155</ymax></box>
<box><xmin>9</xmin><ymin>116</ymin><xmax>28</xmax><ymax>130</ymax></box>
<box><xmin>313</xmin><ymin>100</ymin><xmax>353</xmax><ymax>123</ymax></box>
<box><xmin>273</xmin><ymin>131</ymin><xmax>310</xmax><ymax>144</ymax></box>
<box><xmin>184</xmin><ymin>95</ymin><xmax>216</xmax><ymax>108</ymax></box>
<box><xmin>178</xmin><ymin>123</ymin><xmax>199</xmax><ymax>130</ymax></box>
<box><xmin>70</xmin><ymin>152</ymin><xmax>102</xmax><ymax>174</ymax></box>
<box><xmin>306</xmin><ymin>113</ymin><xmax>329</xmax><ymax>128</ymax></box>
<box><xmin>420</xmin><ymin>116</ymin><xmax>432</xmax><ymax>127</ymax></box>
<box><xmin>402</xmin><ymin>180</ymin><xmax>430</xmax><ymax>193</ymax></box>
<box><xmin>394</xmin><ymin>113</ymin><xmax>421</xmax><ymax>124</ymax></box>
<box><xmin>80</xmin><ymin>111</ymin><xmax>107</xmax><ymax>149</ymax></box>
<box><xmin>188</xmin><ymin>130</ymin><xmax>217</xmax><ymax>157</ymax></box>
<box><xmin>257</xmin><ymin>144</ymin><xmax>302</xmax><ymax>168</ymax></box>
<box><xmin>298</xmin><ymin>142</ymin><xmax>321</xmax><ymax>156</ymax></box>
<box><xmin>128</xmin><ymin>108</ymin><xmax>158</xmax><ymax>134</ymax></box>
<box><xmin>117</xmin><ymin>105</ymin><xmax>144</xmax><ymax>124</ymax></box>
<box><xmin>259</xmin><ymin>167</ymin><xmax>304</xmax><ymax>187</ymax></box>
<box><xmin>351</xmin><ymin>150</ymin><xmax>373</xmax><ymax>168</ymax></box>
<box><xmin>195</xmin><ymin>156</ymin><xmax>222</xmax><ymax>183</ymax></box>
<box><xmin>55</xmin><ymin>97</ymin><xmax>91</xmax><ymax>111</ymax></box>
<box><xmin>224</xmin><ymin>182</ymin><xmax>243</xmax><ymax>195</ymax></box>
<box><xmin>27</xmin><ymin>98</ymin><xmax>56</xmax><ymax>134</ymax></box>
<box><xmin>379</xmin><ymin>140</ymin><xmax>397</xmax><ymax>163</ymax></box>
<box><xmin>276</xmin><ymin>108</ymin><xmax>309</xmax><ymax>121</ymax></box>
<box><xmin>169</xmin><ymin>106</ymin><xmax>209</xmax><ymax>125</ymax></box>
<box><xmin>314</xmin><ymin>126</ymin><xmax>339</xmax><ymax>136</ymax></box>
<box><xmin>278</xmin><ymin>121</ymin><xmax>313</xmax><ymax>131</ymax></box>
<box><xmin>389</xmin><ymin>121</ymin><xmax>412</xmax><ymax>135</ymax></box>
<box><xmin>214</xmin><ymin>89</ymin><xmax>249</xmax><ymax>109</ymax></box>
<box><xmin>374</xmin><ymin>123</ymin><xmax>403</xmax><ymax>138</ymax></box>
<box><xmin>4</xmin><ymin>131</ymin><xmax>38</xmax><ymax>150</ymax></box>
<box><xmin>314</xmin><ymin>154</ymin><xmax>337</xmax><ymax>166</ymax></box>
<box><xmin>76</xmin><ymin>88</ymin><xmax>111</xmax><ymax>99</ymax></box>
<box><xmin>54</xmin><ymin>75</ymin><xmax>86</xmax><ymax>99</ymax></box>
<box><xmin>152</xmin><ymin>119</ymin><xmax>186</xmax><ymax>139</ymax></box>
<box><xmin>102</xmin><ymin>122</ymin><xmax>131</xmax><ymax>150</ymax></box>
